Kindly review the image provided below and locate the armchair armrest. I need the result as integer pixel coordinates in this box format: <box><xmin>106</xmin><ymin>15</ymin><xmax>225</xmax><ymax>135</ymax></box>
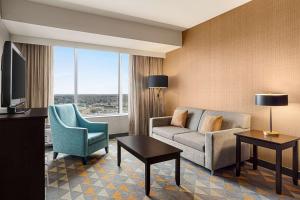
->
<box><xmin>149</xmin><ymin>116</ymin><xmax>172</xmax><ymax>136</ymax></box>
<box><xmin>78</xmin><ymin>117</ymin><xmax>108</xmax><ymax>133</ymax></box>
<box><xmin>205</xmin><ymin>128</ymin><xmax>250</xmax><ymax>171</ymax></box>
<box><xmin>73</xmin><ymin>105</ymin><xmax>108</xmax><ymax>134</ymax></box>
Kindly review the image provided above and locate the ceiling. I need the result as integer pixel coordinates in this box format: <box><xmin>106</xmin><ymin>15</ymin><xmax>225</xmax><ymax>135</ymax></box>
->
<box><xmin>28</xmin><ymin>0</ymin><xmax>251</xmax><ymax>30</ymax></box>
<box><xmin>4</xmin><ymin>20</ymin><xmax>179</xmax><ymax>54</ymax></box>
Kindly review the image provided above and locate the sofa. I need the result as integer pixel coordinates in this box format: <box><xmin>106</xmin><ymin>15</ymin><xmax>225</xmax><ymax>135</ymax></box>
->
<box><xmin>150</xmin><ymin>107</ymin><xmax>251</xmax><ymax>174</ymax></box>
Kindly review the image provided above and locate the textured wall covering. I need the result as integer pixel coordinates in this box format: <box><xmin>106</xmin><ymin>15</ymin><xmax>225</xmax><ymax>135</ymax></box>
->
<box><xmin>164</xmin><ymin>0</ymin><xmax>300</xmax><ymax>168</ymax></box>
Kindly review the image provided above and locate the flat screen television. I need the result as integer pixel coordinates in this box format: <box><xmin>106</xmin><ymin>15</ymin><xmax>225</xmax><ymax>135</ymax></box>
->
<box><xmin>1</xmin><ymin>41</ymin><xmax>26</xmax><ymax>113</ymax></box>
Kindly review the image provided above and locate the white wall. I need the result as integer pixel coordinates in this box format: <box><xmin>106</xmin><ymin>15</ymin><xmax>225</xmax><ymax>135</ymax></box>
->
<box><xmin>11</xmin><ymin>34</ymin><xmax>166</xmax><ymax>58</ymax></box>
<box><xmin>1</xmin><ymin>0</ymin><xmax>182</xmax><ymax>46</ymax></box>
<box><xmin>0</xmin><ymin>19</ymin><xmax>10</xmax><ymax>107</ymax></box>
<box><xmin>87</xmin><ymin>115</ymin><xmax>129</xmax><ymax>135</ymax></box>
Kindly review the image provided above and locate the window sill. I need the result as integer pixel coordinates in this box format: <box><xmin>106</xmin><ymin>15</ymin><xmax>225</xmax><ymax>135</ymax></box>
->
<box><xmin>84</xmin><ymin>113</ymin><xmax>128</xmax><ymax>119</ymax></box>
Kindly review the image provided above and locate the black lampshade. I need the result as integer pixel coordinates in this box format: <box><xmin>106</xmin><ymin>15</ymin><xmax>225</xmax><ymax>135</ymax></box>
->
<box><xmin>148</xmin><ymin>75</ymin><xmax>168</xmax><ymax>88</ymax></box>
<box><xmin>255</xmin><ymin>94</ymin><xmax>288</xmax><ymax>106</ymax></box>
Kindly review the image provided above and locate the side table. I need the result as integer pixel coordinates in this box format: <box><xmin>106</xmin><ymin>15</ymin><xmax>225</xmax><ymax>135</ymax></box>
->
<box><xmin>235</xmin><ymin>130</ymin><xmax>299</xmax><ymax>194</ymax></box>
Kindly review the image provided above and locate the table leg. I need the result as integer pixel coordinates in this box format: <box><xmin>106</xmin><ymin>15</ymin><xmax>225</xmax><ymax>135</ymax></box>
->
<box><xmin>236</xmin><ymin>136</ymin><xmax>241</xmax><ymax>176</ymax></box>
<box><xmin>253</xmin><ymin>145</ymin><xmax>258</xmax><ymax>170</ymax></box>
<box><xmin>293</xmin><ymin>141</ymin><xmax>298</xmax><ymax>185</ymax></box>
<box><xmin>276</xmin><ymin>146</ymin><xmax>282</xmax><ymax>194</ymax></box>
<box><xmin>117</xmin><ymin>142</ymin><xmax>121</xmax><ymax>167</ymax></box>
<box><xmin>175</xmin><ymin>155</ymin><xmax>180</xmax><ymax>186</ymax></box>
<box><xmin>145</xmin><ymin>162</ymin><xmax>150</xmax><ymax>196</ymax></box>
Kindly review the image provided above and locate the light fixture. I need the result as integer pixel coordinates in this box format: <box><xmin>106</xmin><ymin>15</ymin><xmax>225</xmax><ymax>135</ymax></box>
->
<box><xmin>148</xmin><ymin>75</ymin><xmax>168</xmax><ymax>98</ymax></box>
<box><xmin>255</xmin><ymin>93</ymin><xmax>288</xmax><ymax>135</ymax></box>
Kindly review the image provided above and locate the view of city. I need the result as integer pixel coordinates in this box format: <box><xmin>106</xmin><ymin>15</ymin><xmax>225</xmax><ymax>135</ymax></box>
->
<box><xmin>54</xmin><ymin>94</ymin><xmax>128</xmax><ymax>115</ymax></box>
<box><xmin>53</xmin><ymin>46</ymin><xmax>129</xmax><ymax>116</ymax></box>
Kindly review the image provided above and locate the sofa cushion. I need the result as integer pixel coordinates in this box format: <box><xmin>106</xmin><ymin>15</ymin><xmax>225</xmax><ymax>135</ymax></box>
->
<box><xmin>174</xmin><ymin>132</ymin><xmax>206</xmax><ymax>152</ymax></box>
<box><xmin>171</xmin><ymin>109</ymin><xmax>188</xmax><ymax>128</ymax></box>
<box><xmin>176</xmin><ymin>107</ymin><xmax>204</xmax><ymax>131</ymax></box>
<box><xmin>88</xmin><ymin>132</ymin><xmax>106</xmax><ymax>145</ymax></box>
<box><xmin>198</xmin><ymin>110</ymin><xmax>250</xmax><ymax>131</ymax></box>
<box><xmin>199</xmin><ymin>115</ymin><xmax>223</xmax><ymax>133</ymax></box>
<box><xmin>55</xmin><ymin>104</ymin><xmax>78</xmax><ymax>127</ymax></box>
<box><xmin>152</xmin><ymin>126</ymin><xmax>192</xmax><ymax>140</ymax></box>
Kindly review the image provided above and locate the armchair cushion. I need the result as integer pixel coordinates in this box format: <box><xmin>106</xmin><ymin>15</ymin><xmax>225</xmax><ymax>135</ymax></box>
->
<box><xmin>55</xmin><ymin>104</ymin><xmax>78</xmax><ymax>127</ymax></box>
<box><xmin>152</xmin><ymin>126</ymin><xmax>192</xmax><ymax>140</ymax></box>
<box><xmin>174</xmin><ymin>132</ymin><xmax>205</xmax><ymax>152</ymax></box>
<box><xmin>88</xmin><ymin>132</ymin><xmax>106</xmax><ymax>145</ymax></box>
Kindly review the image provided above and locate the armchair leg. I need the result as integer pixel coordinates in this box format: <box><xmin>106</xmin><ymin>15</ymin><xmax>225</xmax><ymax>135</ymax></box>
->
<box><xmin>53</xmin><ymin>152</ymin><xmax>58</xmax><ymax>160</ymax></box>
<box><xmin>82</xmin><ymin>157</ymin><xmax>88</xmax><ymax>165</ymax></box>
<box><xmin>210</xmin><ymin>170</ymin><xmax>214</xmax><ymax>176</ymax></box>
<box><xmin>105</xmin><ymin>146</ymin><xmax>109</xmax><ymax>154</ymax></box>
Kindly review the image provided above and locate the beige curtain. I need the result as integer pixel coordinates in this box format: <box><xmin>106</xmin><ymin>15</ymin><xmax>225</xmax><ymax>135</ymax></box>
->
<box><xmin>16</xmin><ymin>43</ymin><xmax>53</xmax><ymax>108</ymax></box>
<box><xmin>129</xmin><ymin>55</ymin><xmax>164</xmax><ymax>136</ymax></box>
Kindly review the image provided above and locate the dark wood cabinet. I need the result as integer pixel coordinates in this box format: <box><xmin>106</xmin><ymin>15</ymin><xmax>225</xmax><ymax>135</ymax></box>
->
<box><xmin>0</xmin><ymin>108</ymin><xmax>48</xmax><ymax>200</ymax></box>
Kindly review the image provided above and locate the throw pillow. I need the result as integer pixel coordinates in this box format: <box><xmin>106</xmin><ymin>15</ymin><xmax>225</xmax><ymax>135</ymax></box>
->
<box><xmin>199</xmin><ymin>115</ymin><xmax>223</xmax><ymax>133</ymax></box>
<box><xmin>171</xmin><ymin>109</ymin><xmax>188</xmax><ymax>128</ymax></box>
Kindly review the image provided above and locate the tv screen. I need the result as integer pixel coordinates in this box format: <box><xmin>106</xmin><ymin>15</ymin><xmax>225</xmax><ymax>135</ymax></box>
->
<box><xmin>1</xmin><ymin>41</ymin><xmax>26</xmax><ymax>108</ymax></box>
<box><xmin>12</xmin><ymin>50</ymin><xmax>26</xmax><ymax>100</ymax></box>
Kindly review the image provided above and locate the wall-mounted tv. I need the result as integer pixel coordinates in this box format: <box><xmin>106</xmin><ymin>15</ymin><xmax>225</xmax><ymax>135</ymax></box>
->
<box><xmin>1</xmin><ymin>41</ymin><xmax>26</xmax><ymax>112</ymax></box>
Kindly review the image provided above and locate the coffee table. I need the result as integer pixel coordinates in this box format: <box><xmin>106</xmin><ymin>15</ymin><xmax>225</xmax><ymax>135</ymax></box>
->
<box><xmin>116</xmin><ymin>136</ymin><xmax>182</xmax><ymax>196</ymax></box>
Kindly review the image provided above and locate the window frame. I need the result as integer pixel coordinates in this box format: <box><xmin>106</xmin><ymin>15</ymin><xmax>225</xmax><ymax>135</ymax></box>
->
<box><xmin>53</xmin><ymin>46</ymin><xmax>129</xmax><ymax>116</ymax></box>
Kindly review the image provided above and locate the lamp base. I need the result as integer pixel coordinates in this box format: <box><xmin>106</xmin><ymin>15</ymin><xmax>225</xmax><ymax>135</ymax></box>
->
<box><xmin>263</xmin><ymin>130</ymin><xmax>280</xmax><ymax>136</ymax></box>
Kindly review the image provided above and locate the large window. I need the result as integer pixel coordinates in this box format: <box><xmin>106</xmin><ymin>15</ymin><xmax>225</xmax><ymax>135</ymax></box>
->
<box><xmin>53</xmin><ymin>46</ymin><xmax>129</xmax><ymax>116</ymax></box>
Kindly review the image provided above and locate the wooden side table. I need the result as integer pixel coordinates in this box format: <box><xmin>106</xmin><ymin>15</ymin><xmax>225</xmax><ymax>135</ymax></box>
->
<box><xmin>235</xmin><ymin>130</ymin><xmax>299</xmax><ymax>194</ymax></box>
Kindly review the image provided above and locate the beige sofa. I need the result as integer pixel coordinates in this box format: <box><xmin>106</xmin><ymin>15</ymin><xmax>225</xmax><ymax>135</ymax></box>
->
<box><xmin>149</xmin><ymin>107</ymin><xmax>251</xmax><ymax>174</ymax></box>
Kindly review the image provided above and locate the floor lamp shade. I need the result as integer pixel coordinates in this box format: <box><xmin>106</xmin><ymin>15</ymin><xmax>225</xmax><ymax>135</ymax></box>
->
<box><xmin>148</xmin><ymin>75</ymin><xmax>168</xmax><ymax>88</ymax></box>
<box><xmin>255</xmin><ymin>94</ymin><xmax>288</xmax><ymax>106</ymax></box>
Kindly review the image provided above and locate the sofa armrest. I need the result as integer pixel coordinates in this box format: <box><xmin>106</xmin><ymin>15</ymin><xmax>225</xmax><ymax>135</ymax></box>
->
<box><xmin>205</xmin><ymin>128</ymin><xmax>250</xmax><ymax>171</ymax></box>
<box><xmin>149</xmin><ymin>116</ymin><xmax>172</xmax><ymax>136</ymax></box>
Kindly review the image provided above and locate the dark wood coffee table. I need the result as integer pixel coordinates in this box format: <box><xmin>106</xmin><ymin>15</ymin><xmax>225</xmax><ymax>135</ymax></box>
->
<box><xmin>235</xmin><ymin>130</ymin><xmax>299</xmax><ymax>194</ymax></box>
<box><xmin>116</xmin><ymin>136</ymin><xmax>182</xmax><ymax>196</ymax></box>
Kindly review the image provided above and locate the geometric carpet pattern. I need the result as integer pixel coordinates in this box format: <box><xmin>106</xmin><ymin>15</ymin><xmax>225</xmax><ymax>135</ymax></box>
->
<box><xmin>46</xmin><ymin>139</ymin><xmax>300</xmax><ymax>200</ymax></box>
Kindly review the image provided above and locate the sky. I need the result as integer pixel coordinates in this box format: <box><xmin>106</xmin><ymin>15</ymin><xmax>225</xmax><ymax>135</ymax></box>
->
<box><xmin>53</xmin><ymin>46</ymin><xmax>129</xmax><ymax>95</ymax></box>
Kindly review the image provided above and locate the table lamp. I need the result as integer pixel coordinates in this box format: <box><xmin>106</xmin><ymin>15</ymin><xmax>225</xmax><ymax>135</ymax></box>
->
<box><xmin>148</xmin><ymin>75</ymin><xmax>168</xmax><ymax>98</ymax></box>
<box><xmin>255</xmin><ymin>94</ymin><xmax>288</xmax><ymax>135</ymax></box>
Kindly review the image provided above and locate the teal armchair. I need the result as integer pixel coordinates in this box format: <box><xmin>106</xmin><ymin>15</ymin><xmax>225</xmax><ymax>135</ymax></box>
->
<box><xmin>48</xmin><ymin>104</ymin><xmax>109</xmax><ymax>164</ymax></box>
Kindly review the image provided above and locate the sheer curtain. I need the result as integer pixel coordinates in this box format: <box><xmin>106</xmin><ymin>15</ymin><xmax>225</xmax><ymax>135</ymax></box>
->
<box><xmin>16</xmin><ymin>43</ymin><xmax>53</xmax><ymax>108</ymax></box>
<box><xmin>129</xmin><ymin>55</ymin><xmax>164</xmax><ymax>136</ymax></box>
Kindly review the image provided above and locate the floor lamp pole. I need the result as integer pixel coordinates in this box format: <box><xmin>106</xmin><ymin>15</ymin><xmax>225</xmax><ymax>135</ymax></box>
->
<box><xmin>157</xmin><ymin>88</ymin><xmax>161</xmax><ymax>117</ymax></box>
<box><xmin>270</xmin><ymin>107</ymin><xmax>272</xmax><ymax>132</ymax></box>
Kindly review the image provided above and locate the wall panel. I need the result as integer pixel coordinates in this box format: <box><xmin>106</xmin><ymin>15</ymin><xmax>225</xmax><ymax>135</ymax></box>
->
<box><xmin>164</xmin><ymin>0</ymin><xmax>300</xmax><ymax>168</ymax></box>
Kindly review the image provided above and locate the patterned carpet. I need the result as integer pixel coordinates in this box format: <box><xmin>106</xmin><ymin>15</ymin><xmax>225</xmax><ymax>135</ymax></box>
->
<box><xmin>46</xmin><ymin>139</ymin><xmax>300</xmax><ymax>200</ymax></box>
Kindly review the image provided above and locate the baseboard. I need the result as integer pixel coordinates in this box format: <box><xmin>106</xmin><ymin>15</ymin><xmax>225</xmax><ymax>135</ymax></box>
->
<box><xmin>248</xmin><ymin>157</ymin><xmax>300</xmax><ymax>179</ymax></box>
<box><xmin>109</xmin><ymin>132</ymin><xmax>128</xmax><ymax>139</ymax></box>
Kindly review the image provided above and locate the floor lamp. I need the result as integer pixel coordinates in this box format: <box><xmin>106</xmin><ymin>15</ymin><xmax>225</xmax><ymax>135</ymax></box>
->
<box><xmin>148</xmin><ymin>75</ymin><xmax>168</xmax><ymax>116</ymax></box>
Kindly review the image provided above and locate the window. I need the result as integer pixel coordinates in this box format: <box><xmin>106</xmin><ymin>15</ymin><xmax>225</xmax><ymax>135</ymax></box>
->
<box><xmin>120</xmin><ymin>53</ymin><xmax>129</xmax><ymax>113</ymax></box>
<box><xmin>53</xmin><ymin>46</ymin><xmax>129</xmax><ymax>116</ymax></box>
<box><xmin>53</xmin><ymin>47</ymin><xmax>75</xmax><ymax>104</ymax></box>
